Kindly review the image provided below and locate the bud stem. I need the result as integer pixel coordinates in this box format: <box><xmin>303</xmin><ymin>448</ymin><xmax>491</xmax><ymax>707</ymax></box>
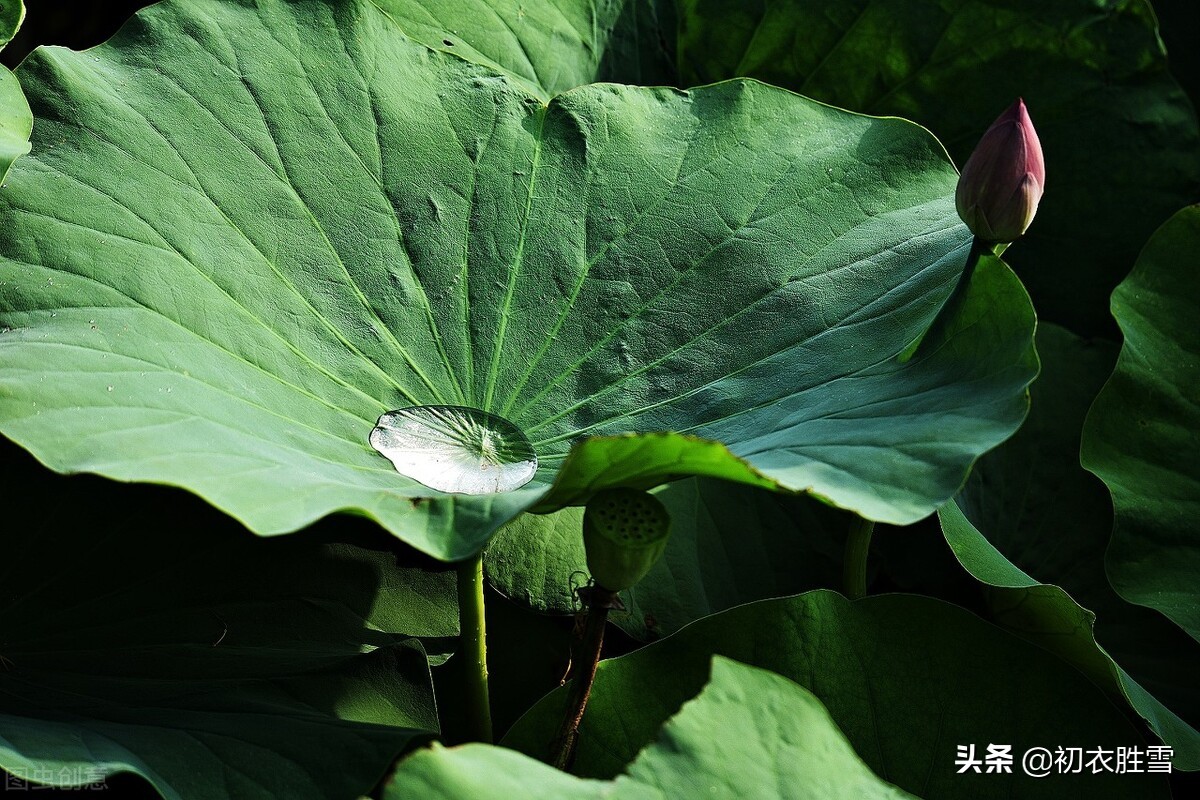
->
<box><xmin>551</xmin><ymin>586</ymin><xmax>616</xmax><ymax>771</ymax></box>
<box><xmin>456</xmin><ymin>552</ymin><xmax>493</xmax><ymax>743</ymax></box>
<box><xmin>843</xmin><ymin>516</ymin><xmax>875</xmax><ymax>600</ymax></box>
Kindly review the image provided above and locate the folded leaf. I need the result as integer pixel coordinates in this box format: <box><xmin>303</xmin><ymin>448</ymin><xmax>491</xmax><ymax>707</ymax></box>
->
<box><xmin>1083</xmin><ymin>206</ymin><xmax>1200</xmax><ymax>642</ymax></box>
<box><xmin>503</xmin><ymin>591</ymin><xmax>1170</xmax><ymax>798</ymax></box>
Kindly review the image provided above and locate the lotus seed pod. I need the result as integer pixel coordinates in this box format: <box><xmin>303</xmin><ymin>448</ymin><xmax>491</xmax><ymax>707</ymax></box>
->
<box><xmin>583</xmin><ymin>488</ymin><xmax>671</xmax><ymax>592</ymax></box>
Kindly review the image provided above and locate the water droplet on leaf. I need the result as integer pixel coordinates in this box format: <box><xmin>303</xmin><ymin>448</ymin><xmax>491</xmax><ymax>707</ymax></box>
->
<box><xmin>369</xmin><ymin>405</ymin><xmax>537</xmax><ymax>495</ymax></box>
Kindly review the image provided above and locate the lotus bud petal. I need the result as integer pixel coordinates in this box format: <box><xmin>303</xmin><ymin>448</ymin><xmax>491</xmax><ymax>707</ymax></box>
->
<box><xmin>955</xmin><ymin>98</ymin><xmax>1045</xmax><ymax>244</ymax></box>
<box><xmin>583</xmin><ymin>488</ymin><xmax>671</xmax><ymax>593</ymax></box>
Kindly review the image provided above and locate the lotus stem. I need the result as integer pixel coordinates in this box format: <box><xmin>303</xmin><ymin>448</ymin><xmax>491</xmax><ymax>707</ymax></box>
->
<box><xmin>843</xmin><ymin>517</ymin><xmax>875</xmax><ymax>600</ymax></box>
<box><xmin>456</xmin><ymin>551</ymin><xmax>493</xmax><ymax>743</ymax></box>
<box><xmin>551</xmin><ymin>586</ymin><xmax>615</xmax><ymax>771</ymax></box>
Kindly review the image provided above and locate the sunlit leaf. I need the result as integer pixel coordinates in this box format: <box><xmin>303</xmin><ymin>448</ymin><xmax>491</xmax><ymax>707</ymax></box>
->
<box><xmin>0</xmin><ymin>0</ymin><xmax>29</xmax><ymax>183</ymax></box>
<box><xmin>388</xmin><ymin>657</ymin><xmax>915</xmax><ymax>799</ymax></box>
<box><xmin>0</xmin><ymin>64</ymin><xmax>28</xmax><ymax>182</ymax></box>
<box><xmin>0</xmin><ymin>0</ymin><xmax>24</xmax><ymax>48</ymax></box>
<box><xmin>0</xmin><ymin>0</ymin><xmax>1034</xmax><ymax>559</ymax></box>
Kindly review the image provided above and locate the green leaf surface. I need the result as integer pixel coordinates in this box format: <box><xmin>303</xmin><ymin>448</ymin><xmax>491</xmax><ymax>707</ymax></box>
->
<box><xmin>670</xmin><ymin>0</ymin><xmax>1200</xmax><ymax>337</ymax></box>
<box><xmin>487</xmin><ymin>477</ymin><xmax>846</xmax><ymax>639</ymax></box>
<box><xmin>368</xmin><ymin>0</ymin><xmax>620</xmax><ymax>99</ymax></box>
<box><xmin>389</xmin><ymin>656</ymin><xmax>915</xmax><ymax>799</ymax></box>
<box><xmin>488</xmin><ymin>247</ymin><xmax>1032</xmax><ymax>629</ymax></box>
<box><xmin>0</xmin><ymin>63</ymin><xmax>29</xmax><ymax>182</ymax></box>
<box><xmin>370</xmin><ymin>0</ymin><xmax>678</xmax><ymax>96</ymax></box>
<box><xmin>0</xmin><ymin>0</ymin><xmax>29</xmax><ymax>184</ymax></box>
<box><xmin>939</xmin><ymin>504</ymin><xmax>1200</xmax><ymax>771</ymax></box>
<box><xmin>0</xmin><ymin>438</ymin><xmax>452</xmax><ymax>800</ymax></box>
<box><xmin>503</xmin><ymin>591</ymin><xmax>1170</xmax><ymax>798</ymax></box>
<box><xmin>1083</xmin><ymin>206</ymin><xmax>1200</xmax><ymax>642</ymax></box>
<box><xmin>0</xmin><ymin>0</ymin><xmax>1035</xmax><ymax>560</ymax></box>
<box><xmin>389</xmin><ymin>743</ymin><xmax>643</xmax><ymax>800</ymax></box>
<box><xmin>0</xmin><ymin>0</ymin><xmax>23</xmax><ymax>48</ymax></box>
<box><xmin>939</xmin><ymin>322</ymin><xmax>1200</xmax><ymax>768</ymax></box>
<box><xmin>618</xmin><ymin>657</ymin><xmax>917</xmax><ymax>799</ymax></box>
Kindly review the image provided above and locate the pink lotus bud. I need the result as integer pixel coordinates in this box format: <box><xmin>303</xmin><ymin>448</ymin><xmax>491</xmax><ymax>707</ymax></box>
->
<box><xmin>955</xmin><ymin>98</ymin><xmax>1045</xmax><ymax>244</ymax></box>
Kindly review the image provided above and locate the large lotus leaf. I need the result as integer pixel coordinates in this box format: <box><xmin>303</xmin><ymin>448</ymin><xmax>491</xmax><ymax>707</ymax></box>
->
<box><xmin>941</xmin><ymin>321</ymin><xmax>1200</xmax><ymax>769</ymax></box>
<box><xmin>503</xmin><ymin>591</ymin><xmax>1169</xmax><ymax>798</ymax></box>
<box><xmin>389</xmin><ymin>657</ymin><xmax>915</xmax><ymax>800</ymax></box>
<box><xmin>0</xmin><ymin>438</ymin><xmax>453</xmax><ymax>799</ymax></box>
<box><xmin>1083</xmin><ymin>207</ymin><xmax>1200</xmax><ymax>642</ymax></box>
<box><xmin>669</xmin><ymin>0</ymin><xmax>1200</xmax><ymax>338</ymax></box>
<box><xmin>487</xmin><ymin>477</ymin><xmax>846</xmax><ymax>639</ymax></box>
<box><xmin>0</xmin><ymin>0</ymin><xmax>1036</xmax><ymax>561</ymax></box>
